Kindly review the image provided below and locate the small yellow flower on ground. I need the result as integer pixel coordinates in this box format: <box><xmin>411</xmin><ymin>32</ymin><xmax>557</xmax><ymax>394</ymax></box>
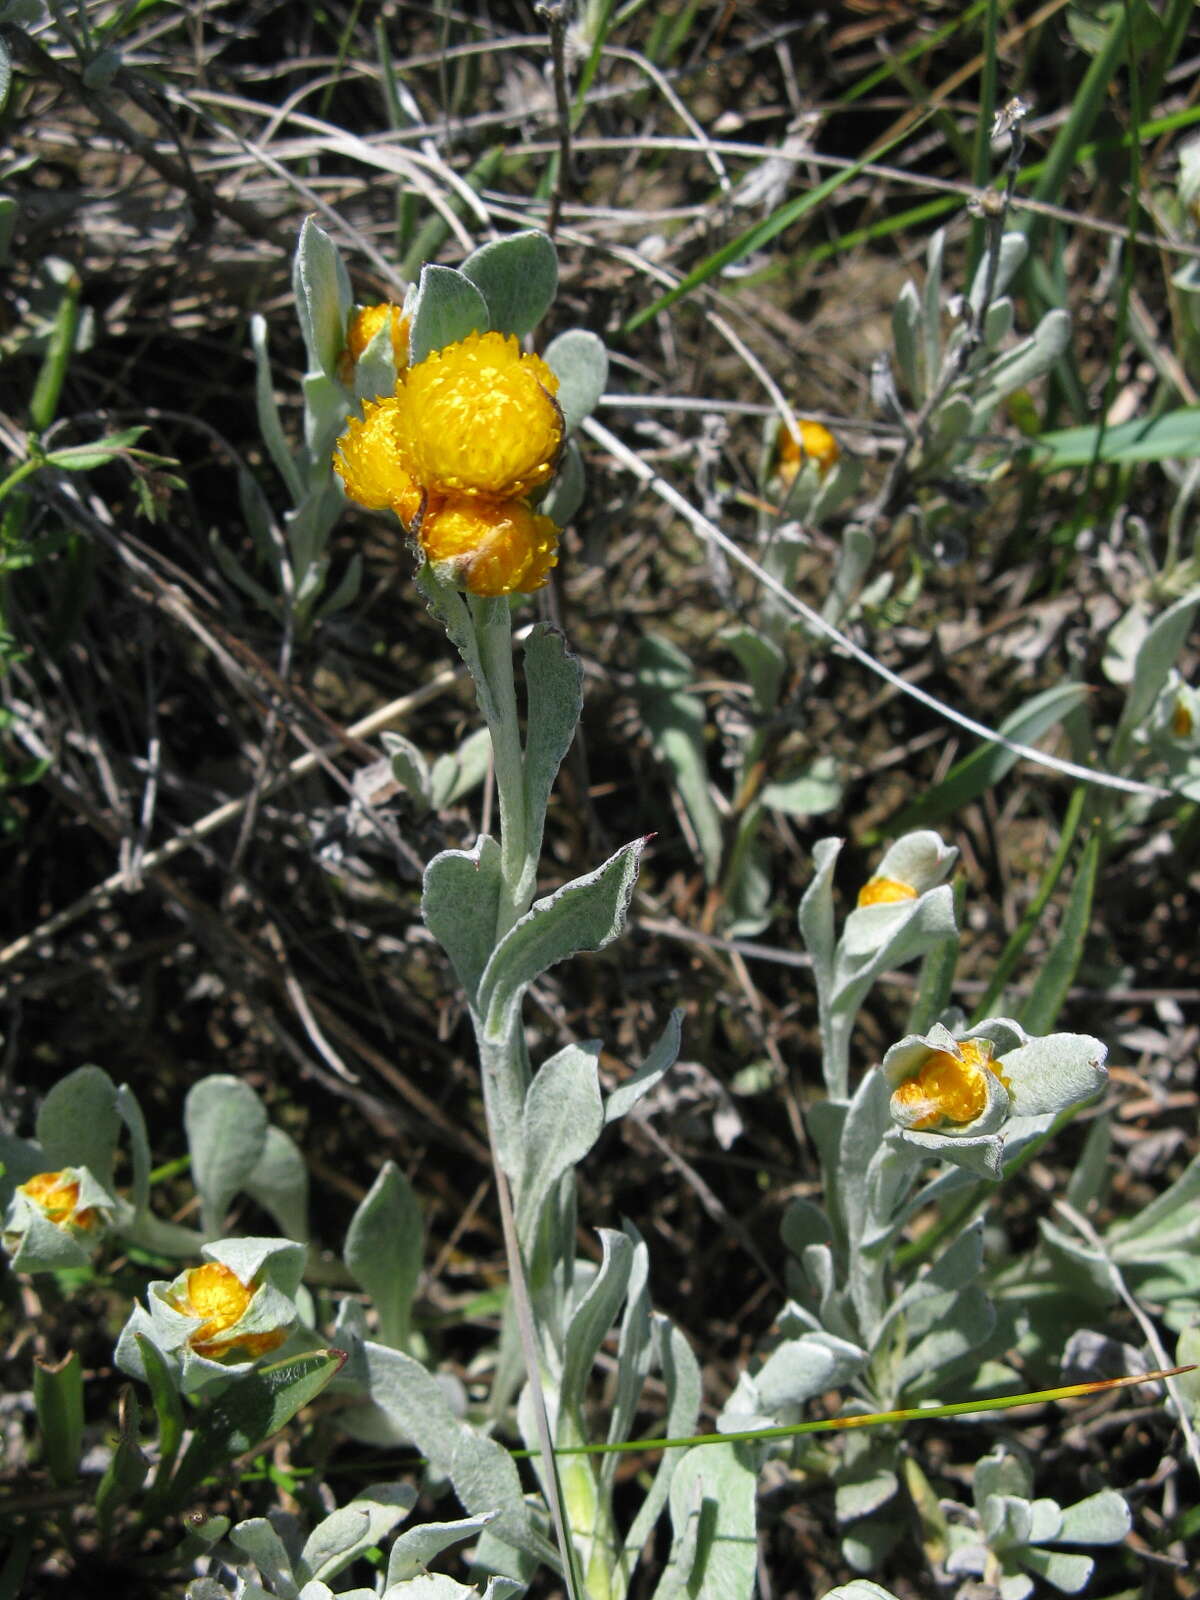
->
<box><xmin>421</xmin><ymin>496</ymin><xmax>559</xmax><ymax>597</ymax></box>
<box><xmin>775</xmin><ymin>416</ymin><xmax>840</xmax><ymax>484</ymax></box>
<box><xmin>18</xmin><ymin>1171</ymin><xmax>102</xmax><ymax>1233</ymax></box>
<box><xmin>337</xmin><ymin>302</ymin><xmax>410</xmax><ymax>385</ymax></box>
<box><xmin>166</xmin><ymin>1261</ymin><xmax>288</xmax><ymax>1362</ymax></box>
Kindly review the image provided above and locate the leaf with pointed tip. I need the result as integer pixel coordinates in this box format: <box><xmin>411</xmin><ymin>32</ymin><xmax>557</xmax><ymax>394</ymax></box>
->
<box><xmin>423</xmin><ymin>836</ymin><xmax>504</xmax><ymax>1006</ymax></box>
<box><xmin>657</xmin><ymin>1442</ymin><xmax>757</xmax><ymax>1600</ymax></box>
<box><xmin>243</xmin><ymin>1126</ymin><xmax>310</xmax><ymax>1243</ymax></box>
<box><xmin>344</xmin><ymin>1163</ymin><xmax>423</xmax><ymax>1350</ymax></box>
<box><xmin>386</xmin><ymin>1513</ymin><xmax>498</xmax><ymax>1585</ymax></box>
<box><xmin>478</xmin><ymin>839</ymin><xmax>644</xmax><ymax>1044</ymax></box>
<box><xmin>169</xmin><ymin>1350</ymin><xmax>345</xmax><ymax>1505</ymax></box>
<box><xmin>522</xmin><ymin>624</ymin><xmax>583</xmax><ymax>869</ymax></box>
<box><xmin>605</xmin><ymin>1009</ymin><xmax>683</xmax><ymax>1124</ymax></box>
<box><xmin>516</xmin><ymin>1042</ymin><xmax>603</xmax><ymax>1247</ymax></box>
<box><xmin>560</xmin><ymin>1229</ymin><xmax>634</xmax><ymax>1417</ymax></box>
<box><xmin>293</xmin><ymin>218</ymin><xmax>352</xmax><ymax>380</ymax></box>
<box><xmin>299</xmin><ymin>1484</ymin><xmax>416</xmax><ymax>1585</ymax></box>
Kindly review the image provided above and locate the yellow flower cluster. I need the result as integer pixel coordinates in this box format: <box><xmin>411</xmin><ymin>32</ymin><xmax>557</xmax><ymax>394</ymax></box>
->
<box><xmin>334</xmin><ymin>330</ymin><xmax>563</xmax><ymax>597</ymax></box>
<box><xmin>890</xmin><ymin>1038</ymin><xmax>1009</xmax><ymax>1131</ymax></box>
<box><xmin>18</xmin><ymin>1170</ymin><xmax>101</xmax><ymax>1234</ymax></box>
<box><xmin>166</xmin><ymin>1261</ymin><xmax>287</xmax><ymax>1362</ymax></box>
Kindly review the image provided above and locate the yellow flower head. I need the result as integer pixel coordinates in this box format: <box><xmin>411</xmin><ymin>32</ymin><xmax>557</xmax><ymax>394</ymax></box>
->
<box><xmin>421</xmin><ymin>496</ymin><xmax>559</xmax><ymax>597</ymax></box>
<box><xmin>166</xmin><ymin>1262</ymin><xmax>287</xmax><ymax>1362</ymax></box>
<box><xmin>775</xmin><ymin>416</ymin><xmax>839</xmax><ymax>484</ymax></box>
<box><xmin>1172</xmin><ymin>695</ymin><xmax>1194</xmax><ymax>740</ymax></box>
<box><xmin>388</xmin><ymin>330</ymin><xmax>562</xmax><ymax>500</ymax></box>
<box><xmin>889</xmin><ymin>1038</ymin><xmax>1008</xmax><ymax>1131</ymax></box>
<box><xmin>337</xmin><ymin>302</ymin><xmax>410</xmax><ymax>385</ymax></box>
<box><xmin>18</xmin><ymin>1170</ymin><xmax>101</xmax><ymax>1233</ymax></box>
<box><xmin>857</xmin><ymin>875</ymin><xmax>918</xmax><ymax>908</ymax></box>
<box><xmin>333</xmin><ymin>398</ymin><xmax>424</xmax><ymax>524</ymax></box>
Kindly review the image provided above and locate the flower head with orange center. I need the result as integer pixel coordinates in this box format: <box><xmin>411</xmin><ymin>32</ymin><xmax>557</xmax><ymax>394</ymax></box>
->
<box><xmin>889</xmin><ymin>1037</ymin><xmax>1010</xmax><ymax>1132</ymax></box>
<box><xmin>17</xmin><ymin>1169</ymin><xmax>103</xmax><ymax>1233</ymax></box>
<box><xmin>3</xmin><ymin>1163</ymin><xmax>116</xmax><ymax>1269</ymax></box>
<box><xmin>857</xmin><ymin>875</ymin><xmax>918</xmax><ymax>908</ymax></box>
<box><xmin>774</xmin><ymin>416</ymin><xmax>840</xmax><ymax>485</ymax></box>
<box><xmin>166</xmin><ymin>1261</ymin><xmax>288</xmax><ymax>1362</ymax></box>
<box><xmin>855</xmin><ymin>831</ymin><xmax>957</xmax><ymax>910</ymax></box>
<box><xmin>1149</xmin><ymin>672</ymin><xmax>1200</xmax><ymax>752</ymax></box>
<box><xmin>337</xmin><ymin>302</ymin><xmax>410</xmax><ymax>386</ymax></box>
<box><xmin>882</xmin><ymin>1018</ymin><xmax>1108</xmax><ymax>1151</ymax></box>
<box><xmin>115</xmin><ymin>1237</ymin><xmax>305</xmax><ymax>1393</ymax></box>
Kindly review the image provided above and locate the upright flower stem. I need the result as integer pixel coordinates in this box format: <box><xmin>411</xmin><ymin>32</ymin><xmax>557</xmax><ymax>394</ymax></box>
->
<box><xmin>470</xmin><ymin>596</ymin><xmax>534</xmax><ymax>940</ymax></box>
<box><xmin>461</xmin><ymin>594</ymin><xmax>586</xmax><ymax>1598</ymax></box>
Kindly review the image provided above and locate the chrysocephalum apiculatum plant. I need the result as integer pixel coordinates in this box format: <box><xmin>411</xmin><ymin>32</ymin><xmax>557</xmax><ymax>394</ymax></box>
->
<box><xmin>633</xmin><ymin>105</ymin><xmax>1083</xmax><ymax>945</ymax></box>
<box><xmin>1</xmin><ymin>221</ymin><xmax>1190</xmax><ymax>1600</ymax></box>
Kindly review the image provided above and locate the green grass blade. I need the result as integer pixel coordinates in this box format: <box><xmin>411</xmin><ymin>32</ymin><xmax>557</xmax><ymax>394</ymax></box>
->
<box><xmin>894</xmin><ymin>682</ymin><xmax>1091</xmax><ymax>831</ymax></box>
<box><xmin>513</xmin><ymin>1369</ymin><xmax>1186</xmax><ymax>1458</ymax></box>
<box><xmin>1034</xmin><ymin>407</ymin><xmax>1200</xmax><ymax>466</ymax></box>
<box><xmin>1021</xmin><ymin>8</ymin><xmax>1129</xmax><ymax>250</ymax></box>
<box><xmin>968</xmin><ymin>0</ymin><xmax>1000</xmax><ymax>277</ymax></box>
<box><xmin>971</xmin><ymin>783</ymin><xmax>1087</xmax><ymax>1024</ymax></box>
<box><xmin>1020</xmin><ymin>827</ymin><xmax>1101</xmax><ymax>1036</ymax></box>
<box><xmin>838</xmin><ymin>0</ymin><xmax>993</xmax><ymax>108</ymax></box>
<box><xmin>624</xmin><ymin>122</ymin><xmax>925</xmax><ymax>332</ymax></box>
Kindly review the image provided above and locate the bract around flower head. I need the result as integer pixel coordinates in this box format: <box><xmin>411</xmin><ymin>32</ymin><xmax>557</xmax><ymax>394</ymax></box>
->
<box><xmin>883</xmin><ymin>1019</ymin><xmax>1108</xmax><ymax>1177</ymax></box>
<box><xmin>883</xmin><ymin>1019</ymin><xmax>1027</xmax><ymax>1138</ymax></box>
<box><xmin>115</xmin><ymin>1236</ymin><xmax>306</xmax><ymax>1394</ymax></box>
<box><xmin>1148</xmin><ymin>670</ymin><xmax>1200</xmax><ymax>750</ymax></box>
<box><xmin>841</xmin><ymin>829</ymin><xmax>958</xmax><ymax>959</ymax></box>
<box><xmin>774</xmin><ymin>415</ymin><xmax>840</xmax><ymax>485</ymax></box>
<box><xmin>3</xmin><ymin>1164</ymin><xmax>117</xmax><ymax>1271</ymax></box>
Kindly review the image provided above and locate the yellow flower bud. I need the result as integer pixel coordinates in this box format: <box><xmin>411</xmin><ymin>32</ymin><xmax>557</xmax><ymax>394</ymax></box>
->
<box><xmin>337</xmin><ymin>302</ymin><xmax>410</xmax><ymax>385</ymax></box>
<box><xmin>421</xmin><ymin>496</ymin><xmax>559</xmax><ymax>597</ymax></box>
<box><xmin>775</xmin><ymin>416</ymin><xmax>839</xmax><ymax>485</ymax></box>
<box><xmin>857</xmin><ymin>875</ymin><xmax>919</xmax><ymax>908</ymax></box>
<box><xmin>166</xmin><ymin>1262</ymin><xmax>287</xmax><ymax>1362</ymax></box>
